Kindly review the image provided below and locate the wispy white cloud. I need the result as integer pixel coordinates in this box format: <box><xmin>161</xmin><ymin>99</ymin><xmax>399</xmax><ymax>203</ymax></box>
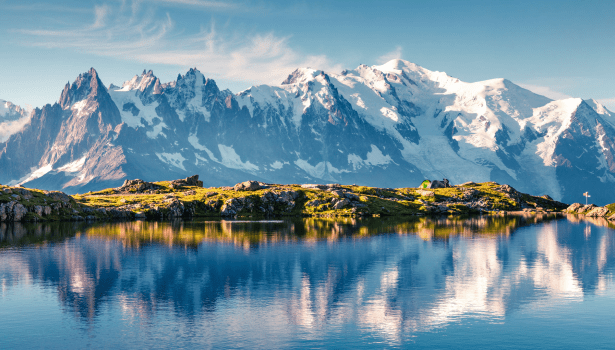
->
<box><xmin>13</xmin><ymin>1</ymin><xmax>342</xmax><ymax>87</ymax></box>
<box><xmin>377</xmin><ymin>46</ymin><xmax>403</xmax><ymax>64</ymax></box>
<box><xmin>4</xmin><ymin>3</ymin><xmax>91</xmax><ymax>13</ymax></box>
<box><xmin>92</xmin><ymin>5</ymin><xmax>111</xmax><ymax>29</ymax></box>
<box><xmin>148</xmin><ymin>0</ymin><xmax>237</xmax><ymax>8</ymax></box>
<box><xmin>0</xmin><ymin>117</ymin><xmax>32</xmax><ymax>142</ymax></box>
<box><xmin>517</xmin><ymin>83</ymin><xmax>572</xmax><ymax>100</ymax></box>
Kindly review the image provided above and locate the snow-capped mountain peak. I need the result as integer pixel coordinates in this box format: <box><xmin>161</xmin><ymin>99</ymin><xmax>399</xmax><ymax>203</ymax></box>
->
<box><xmin>585</xmin><ymin>98</ymin><xmax>614</xmax><ymax>118</ymax></box>
<box><xmin>120</xmin><ymin>69</ymin><xmax>159</xmax><ymax>92</ymax></box>
<box><xmin>3</xmin><ymin>61</ymin><xmax>615</xmax><ymax>205</ymax></box>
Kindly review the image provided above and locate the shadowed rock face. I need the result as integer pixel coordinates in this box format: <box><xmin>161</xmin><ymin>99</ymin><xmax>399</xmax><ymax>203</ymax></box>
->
<box><xmin>2</xmin><ymin>62</ymin><xmax>615</xmax><ymax>204</ymax></box>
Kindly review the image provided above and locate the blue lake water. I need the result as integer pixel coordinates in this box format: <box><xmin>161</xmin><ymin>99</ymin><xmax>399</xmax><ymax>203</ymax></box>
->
<box><xmin>1</xmin><ymin>215</ymin><xmax>614</xmax><ymax>349</ymax></box>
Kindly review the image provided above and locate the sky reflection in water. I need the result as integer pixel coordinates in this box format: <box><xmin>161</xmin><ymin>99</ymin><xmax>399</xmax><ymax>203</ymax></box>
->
<box><xmin>1</xmin><ymin>214</ymin><xmax>614</xmax><ymax>349</ymax></box>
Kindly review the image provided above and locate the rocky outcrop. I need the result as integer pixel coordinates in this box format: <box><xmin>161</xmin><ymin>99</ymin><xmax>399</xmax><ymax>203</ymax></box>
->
<box><xmin>0</xmin><ymin>201</ymin><xmax>28</xmax><ymax>221</ymax></box>
<box><xmin>565</xmin><ymin>202</ymin><xmax>615</xmax><ymax>219</ymax></box>
<box><xmin>169</xmin><ymin>175</ymin><xmax>203</xmax><ymax>189</ymax></box>
<box><xmin>566</xmin><ymin>203</ymin><xmax>584</xmax><ymax>213</ymax></box>
<box><xmin>44</xmin><ymin>191</ymin><xmax>71</xmax><ymax>202</ymax></box>
<box><xmin>495</xmin><ymin>184</ymin><xmax>521</xmax><ymax>201</ymax></box>
<box><xmin>117</xmin><ymin>179</ymin><xmax>161</xmax><ymax>193</ymax></box>
<box><xmin>586</xmin><ymin>206</ymin><xmax>610</xmax><ymax>217</ymax></box>
<box><xmin>234</xmin><ymin>180</ymin><xmax>261</xmax><ymax>191</ymax></box>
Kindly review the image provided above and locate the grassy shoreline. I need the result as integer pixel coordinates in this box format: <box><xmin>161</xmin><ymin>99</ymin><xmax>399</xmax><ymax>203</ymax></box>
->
<box><xmin>1</xmin><ymin>178</ymin><xmax>571</xmax><ymax>222</ymax></box>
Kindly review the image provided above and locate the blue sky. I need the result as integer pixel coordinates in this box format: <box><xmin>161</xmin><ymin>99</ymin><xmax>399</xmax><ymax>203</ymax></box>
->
<box><xmin>1</xmin><ymin>0</ymin><xmax>614</xmax><ymax>109</ymax></box>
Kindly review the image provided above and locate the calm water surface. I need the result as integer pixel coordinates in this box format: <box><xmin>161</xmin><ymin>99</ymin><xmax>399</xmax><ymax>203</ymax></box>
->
<box><xmin>1</xmin><ymin>214</ymin><xmax>614</xmax><ymax>349</ymax></box>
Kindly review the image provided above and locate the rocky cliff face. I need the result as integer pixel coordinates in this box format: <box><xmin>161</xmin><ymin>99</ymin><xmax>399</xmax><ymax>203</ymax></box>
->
<box><xmin>2</xmin><ymin>60</ymin><xmax>615</xmax><ymax>204</ymax></box>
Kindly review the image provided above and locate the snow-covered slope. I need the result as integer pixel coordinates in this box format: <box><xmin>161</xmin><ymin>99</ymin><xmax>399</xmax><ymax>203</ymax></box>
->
<box><xmin>1</xmin><ymin>60</ymin><xmax>614</xmax><ymax>204</ymax></box>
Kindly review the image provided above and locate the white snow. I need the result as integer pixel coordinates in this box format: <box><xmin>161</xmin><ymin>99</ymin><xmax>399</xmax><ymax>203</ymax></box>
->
<box><xmin>71</xmin><ymin>100</ymin><xmax>93</xmax><ymax>118</ymax></box>
<box><xmin>294</xmin><ymin>158</ymin><xmax>347</xmax><ymax>179</ymax></box>
<box><xmin>527</xmin><ymin>98</ymin><xmax>582</xmax><ymax>166</ymax></box>
<box><xmin>188</xmin><ymin>134</ymin><xmax>218</xmax><ymax>161</ymax></box>
<box><xmin>156</xmin><ymin>152</ymin><xmax>186</xmax><ymax>171</ymax></box>
<box><xmin>347</xmin><ymin>145</ymin><xmax>393</xmax><ymax>170</ymax></box>
<box><xmin>9</xmin><ymin>164</ymin><xmax>54</xmax><ymax>186</ymax></box>
<box><xmin>108</xmin><ymin>88</ymin><xmax>167</xmax><ymax>139</ymax></box>
<box><xmin>218</xmin><ymin>144</ymin><xmax>259</xmax><ymax>172</ymax></box>
<box><xmin>294</xmin><ymin>159</ymin><xmax>327</xmax><ymax>179</ymax></box>
<box><xmin>57</xmin><ymin>156</ymin><xmax>87</xmax><ymax>172</ymax></box>
<box><xmin>188</xmin><ymin>134</ymin><xmax>207</xmax><ymax>151</ymax></box>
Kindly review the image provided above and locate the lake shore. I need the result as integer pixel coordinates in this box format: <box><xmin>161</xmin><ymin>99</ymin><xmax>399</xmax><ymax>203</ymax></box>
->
<box><xmin>1</xmin><ymin>176</ymin><xmax>579</xmax><ymax>223</ymax></box>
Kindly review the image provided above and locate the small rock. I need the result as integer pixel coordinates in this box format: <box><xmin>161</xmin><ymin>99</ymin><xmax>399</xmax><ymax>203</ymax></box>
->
<box><xmin>330</xmin><ymin>190</ymin><xmax>344</xmax><ymax>197</ymax></box>
<box><xmin>332</xmin><ymin>198</ymin><xmax>350</xmax><ymax>210</ymax></box>
<box><xmin>344</xmin><ymin>192</ymin><xmax>360</xmax><ymax>201</ymax></box>
<box><xmin>234</xmin><ymin>180</ymin><xmax>261</xmax><ymax>191</ymax></box>
<box><xmin>15</xmin><ymin>188</ymin><xmax>33</xmax><ymax>199</ymax></box>
<box><xmin>134</xmin><ymin>212</ymin><xmax>146</xmax><ymax>219</ymax></box>
<box><xmin>169</xmin><ymin>175</ymin><xmax>203</xmax><ymax>189</ymax></box>
<box><xmin>566</xmin><ymin>203</ymin><xmax>583</xmax><ymax>213</ymax></box>
<box><xmin>306</xmin><ymin>199</ymin><xmax>322</xmax><ymax>207</ymax></box>
<box><xmin>34</xmin><ymin>206</ymin><xmax>44</xmax><ymax>216</ymax></box>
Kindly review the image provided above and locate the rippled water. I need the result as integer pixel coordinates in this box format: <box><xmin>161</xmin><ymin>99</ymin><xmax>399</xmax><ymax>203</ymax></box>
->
<box><xmin>1</xmin><ymin>214</ymin><xmax>615</xmax><ymax>349</ymax></box>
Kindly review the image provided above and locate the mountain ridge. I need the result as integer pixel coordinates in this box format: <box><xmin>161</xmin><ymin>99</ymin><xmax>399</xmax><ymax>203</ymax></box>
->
<box><xmin>1</xmin><ymin>60</ymin><xmax>615</xmax><ymax>204</ymax></box>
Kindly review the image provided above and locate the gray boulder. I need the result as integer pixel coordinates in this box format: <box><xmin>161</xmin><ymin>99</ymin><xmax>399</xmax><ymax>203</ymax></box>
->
<box><xmin>117</xmin><ymin>179</ymin><xmax>160</xmax><ymax>193</ymax></box>
<box><xmin>586</xmin><ymin>206</ymin><xmax>610</xmax><ymax>217</ymax></box>
<box><xmin>344</xmin><ymin>192</ymin><xmax>360</xmax><ymax>201</ymax></box>
<box><xmin>45</xmin><ymin>191</ymin><xmax>71</xmax><ymax>203</ymax></box>
<box><xmin>234</xmin><ymin>180</ymin><xmax>261</xmax><ymax>191</ymax></box>
<box><xmin>566</xmin><ymin>203</ymin><xmax>583</xmax><ymax>213</ymax></box>
<box><xmin>577</xmin><ymin>204</ymin><xmax>596</xmax><ymax>214</ymax></box>
<box><xmin>0</xmin><ymin>201</ymin><xmax>28</xmax><ymax>221</ymax></box>
<box><xmin>333</xmin><ymin>198</ymin><xmax>350</xmax><ymax>210</ymax></box>
<box><xmin>330</xmin><ymin>190</ymin><xmax>344</xmax><ymax>197</ymax></box>
<box><xmin>306</xmin><ymin>199</ymin><xmax>322</xmax><ymax>207</ymax></box>
<box><xmin>169</xmin><ymin>175</ymin><xmax>204</xmax><ymax>189</ymax></box>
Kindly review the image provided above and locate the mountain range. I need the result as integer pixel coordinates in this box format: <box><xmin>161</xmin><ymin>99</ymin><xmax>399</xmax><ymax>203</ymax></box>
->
<box><xmin>1</xmin><ymin>59</ymin><xmax>614</xmax><ymax>204</ymax></box>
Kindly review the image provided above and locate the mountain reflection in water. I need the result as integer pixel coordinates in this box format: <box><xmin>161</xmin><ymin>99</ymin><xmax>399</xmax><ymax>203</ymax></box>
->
<box><xmin>1</xmin><ymin>214</ymin><xmax>614</xmax><ymax>348</ymax></box>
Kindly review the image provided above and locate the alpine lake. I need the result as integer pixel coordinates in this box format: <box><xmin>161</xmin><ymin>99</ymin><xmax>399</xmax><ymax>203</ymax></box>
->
<box><xmin>1</xmin><ymin>214</ymin><xmax>614</xmax><ymax>349</ymax></box>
